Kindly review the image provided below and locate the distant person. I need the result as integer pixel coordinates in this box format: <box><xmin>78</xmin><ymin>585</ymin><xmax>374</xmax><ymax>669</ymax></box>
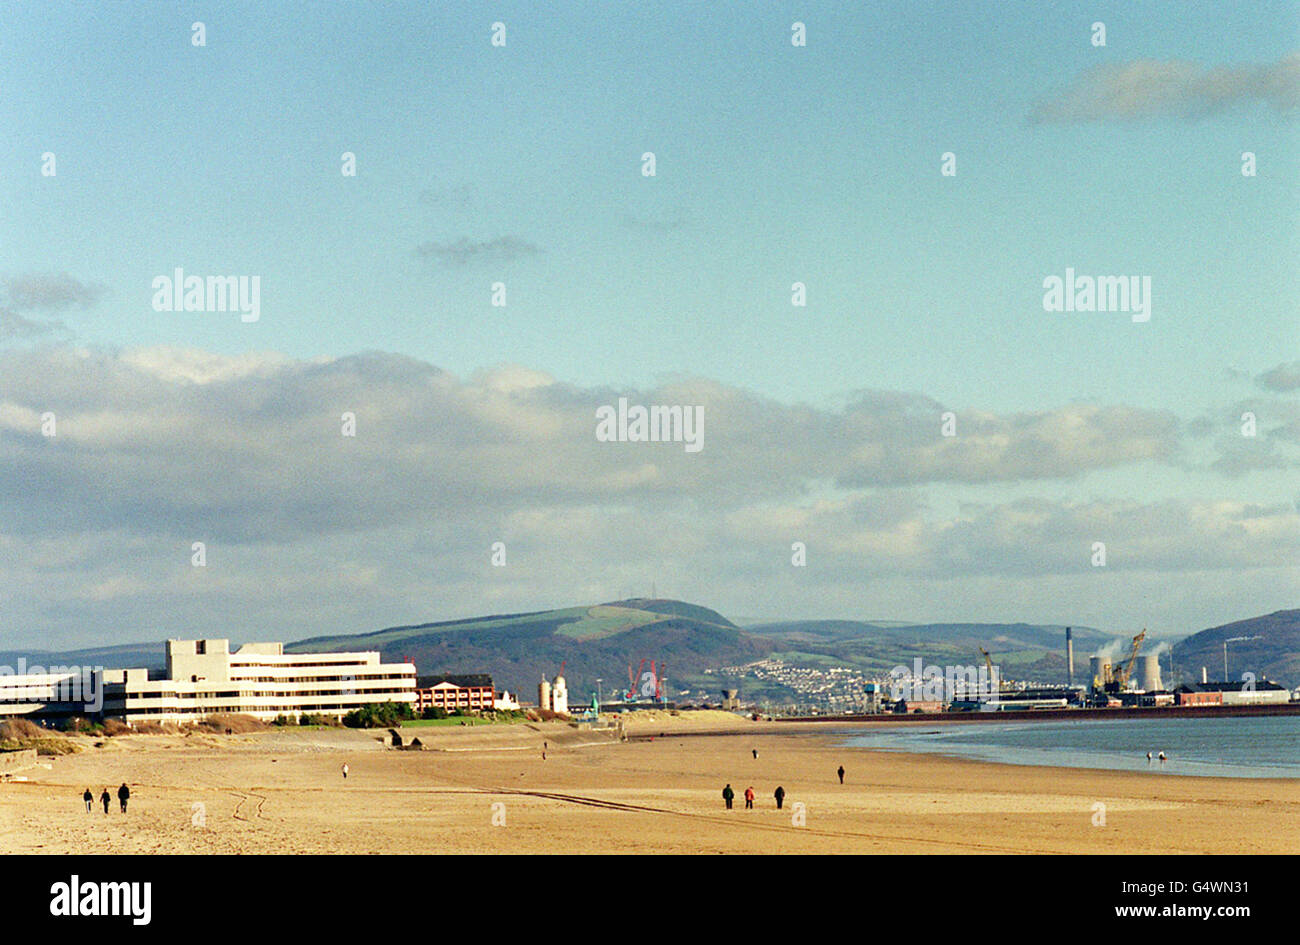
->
<box><xmin>117</xmin><ymin>783</ymin><xmax>129</xmax><ymax>813</ymax></box>
<box><xmin>100</xmin><ymin>788</ymin><xmax>110</xmax><ymax>814</ymax></box>
<box><xmin>722</xmin><ymin>783</ymin><xmax>734</xmax><ymax>810</ymax></box>
<box><xmin>752</xmin><ymin>748</ymin><xmax>758</xmax><ymax>759</ymax></box>
<box><xmin>1158</xmin><ymin>751</ymin><xmax>1167</xmax><ymax>763</ymax></box>
<box><xmin>83</xmin><ymin>788</ymin><xmax>93</xmax><ymax>812</ymax></box>
<box><xmin>342</xmin><ymin>763</ymin><xmax>349</xmax><ymax>779</ymax></box>
<box><xmin>774</xmin><ymin>785</ymin><xmax>785</xmax><ymax>810</ymax></box>
<box><xmin>837</xmin><ymin>765</ymin><xmax>845</xmax><ymax>784</ymax></box>
<box><xmin>744</xmin><ymin>786</ymin><xmax>755</xmax><ymax>810</ymax></box>
<box><xmin>1146</xmin><ymin>751</ymin><xmax>1153</xmax><ymax>762</ymax></box>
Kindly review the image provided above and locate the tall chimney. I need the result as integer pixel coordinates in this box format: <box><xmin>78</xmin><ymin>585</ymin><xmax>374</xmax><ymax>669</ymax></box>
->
<box><xmin>1065</xmin><ymin>627</ymin><xmax>1074</xmax><ymax>687</ymax></box>
<box><xmin>1201</xmin><ymin>666</ymin><xmax>1208</xmax><ymax>685</ymax></box>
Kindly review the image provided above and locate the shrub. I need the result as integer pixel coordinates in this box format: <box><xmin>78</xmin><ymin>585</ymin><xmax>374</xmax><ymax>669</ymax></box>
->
<box><xmin>342</xmin><ymin>701</ymin><xmax>415</xmax><ymax>729</ymax></box>
<box><xmin>195</xmin><ymin>713</ymin><xmax>266</xmax><ymax>733</ymax></box>
<box><xmin>0</xmin><ymin>718</ymin><xmax>45</xmax><ymax>740</ymax></box>
<box><xmin>420</xmin><ymin>707</ymin><xmax>449</xmax><ymax>720</ymax></box>
<box><xmin>131</xmin><ymin>721</ymin><xmax>183</xmax><ymax>735</ymax></box>
<box><xmin>298</xmin><ymin>713</ymin><xmax>340</xmax><ymax>727</ymax></box>
<box><xmin>101</xmin><ymin>719</ymin><xmax>131</xmax><ymax>736</ymax></box>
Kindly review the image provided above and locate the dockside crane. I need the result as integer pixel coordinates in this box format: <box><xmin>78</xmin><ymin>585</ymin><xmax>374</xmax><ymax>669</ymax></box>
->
<box><xmin>1109</xmin><ymin>629</ymin><xmax>1147</xmax><ymax>691</ymax></box>
<box><xmin>977</xmin><ymin>647</ymin><xmax>1010</xmax><ymax>693</ymax></box>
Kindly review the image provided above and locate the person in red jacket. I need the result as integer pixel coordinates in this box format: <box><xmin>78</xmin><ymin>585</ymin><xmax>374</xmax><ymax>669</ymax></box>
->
<box><xmin>744</xmin><ymin>786</ymin><xmax>755</xmax><ymax>809</ymax></box>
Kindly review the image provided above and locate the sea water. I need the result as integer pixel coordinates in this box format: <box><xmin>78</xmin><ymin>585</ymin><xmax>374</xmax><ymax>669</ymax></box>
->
<box><xmin>843</xmin><ymin>715</ymin><xmax>1300</xmax><ymax>778</ymax></box>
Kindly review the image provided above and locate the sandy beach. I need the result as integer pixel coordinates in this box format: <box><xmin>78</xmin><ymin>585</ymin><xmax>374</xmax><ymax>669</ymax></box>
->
<box><xmin>2</xmin><ymin>713</ymin><xmax>1295</xmax><ymax>854</ymax></box>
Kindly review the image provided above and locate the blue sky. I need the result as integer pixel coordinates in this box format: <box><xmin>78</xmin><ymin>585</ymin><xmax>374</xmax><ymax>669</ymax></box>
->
<box><xmin>0</xmin><ymin>2</ymin><xmax>1297</xmax><ymax>647</ymax></box>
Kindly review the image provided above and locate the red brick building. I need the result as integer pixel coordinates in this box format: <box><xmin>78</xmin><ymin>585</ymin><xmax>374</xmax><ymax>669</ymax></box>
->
<box><xmin>414</xmin><ymin>674</ymin><xmax>495</xmax><ymax>713</ymax></box>
<box><xmin>1174</xmin><ymin>686</ymin><xmax>1222</xmax><ymax>706</ymax></box>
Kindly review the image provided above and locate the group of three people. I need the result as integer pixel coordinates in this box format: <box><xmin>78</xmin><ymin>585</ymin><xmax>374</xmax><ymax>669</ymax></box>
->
<box><xmin>83</xmin><ymin>784</ymin><xmax>129</xmax><ymax>813</ymax></box>
<box><xmin>723</xmin><ymin>783</ymin><xmax>786</xmax><ymax>810</ymax></box>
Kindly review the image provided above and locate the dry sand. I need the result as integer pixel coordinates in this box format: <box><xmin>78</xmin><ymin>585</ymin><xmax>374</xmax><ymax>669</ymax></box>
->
<box><xmin>2</xmin><ymin>712</ymin><xmax>1295</xmax><ymax>854</ymax></box>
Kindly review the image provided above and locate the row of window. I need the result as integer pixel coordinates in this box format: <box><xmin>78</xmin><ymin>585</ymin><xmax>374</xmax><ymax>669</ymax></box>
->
<box><xmin>112</xmin><ymin>685</ymin><xmax>413</xmax><ymax>701</ymax></box>
<box><xmin>120</xmin><ymin>700</ymin><xmax>412</xmax><ymax>717</ymax></box>
<box><xmin>226</xmin><ymin>674</ymin><xmax>413</xmax><ymax>684</ymax></box>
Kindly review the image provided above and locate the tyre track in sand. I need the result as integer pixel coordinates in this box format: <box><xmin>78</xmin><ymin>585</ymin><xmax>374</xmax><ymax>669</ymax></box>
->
<box><xmin>231</xmin><ymin>790</ymin><xmax>267</xmax><ymax>823</ymax></box>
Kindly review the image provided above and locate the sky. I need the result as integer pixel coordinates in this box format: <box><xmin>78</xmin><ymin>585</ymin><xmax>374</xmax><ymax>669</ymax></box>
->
<box><xmin>0</xmin><ymin>1</ymin><xmax>1297</xmax><ymax>650</ymax></box>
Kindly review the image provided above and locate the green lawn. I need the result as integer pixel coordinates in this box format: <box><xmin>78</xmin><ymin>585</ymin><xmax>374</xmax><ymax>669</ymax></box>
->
<box><xmin>397</xmin><ymin>715</ymin><xmax>527</xmax><ymax>728</ymax></box>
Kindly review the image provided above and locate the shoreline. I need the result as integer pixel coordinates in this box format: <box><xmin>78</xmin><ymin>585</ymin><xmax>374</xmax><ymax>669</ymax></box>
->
<box><xmin>774</xmin><ymin>702</ymin><xmax>1300</xmax><ymax>725</ymax></box>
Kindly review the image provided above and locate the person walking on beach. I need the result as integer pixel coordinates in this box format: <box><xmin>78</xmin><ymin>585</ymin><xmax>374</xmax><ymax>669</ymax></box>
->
<box><xmin>744</xmin><ymin>786</ymin><xmax>755</xmax><ymax>810</ymax></box>
<box><xmin>752</xmin><ymin>748</ymin><xmax>758</xmax><ymax>759</ymax></box>
<box><xmin>722</xmin><ymin>783</ymin><xmax>734</xmax><ymax>810</ymax></box>
<box><xmin>100</xmin><ymin>788</ymin><xmax>111</xmax><ymax>814</ymax></box>
<box><xmin>1146</xmin><ymin>751</ymin><xmax>1152</xmax><ymax>762</ymax></box>
<box><xmin>837</xmin><ymin>765</ymin><xmax>845</xmax><ymax>784</ymax></box>
<box><xmin>342</xmin><ymin>763</ymin><xmax>349</xmax><ymax>779</ymax></box>
<box><xmin>774</xmin><ymin>785</ymin><xmax>785</xmax><ymax>810</ymax></box>
<box><xmin>117</xmin><ymin>783</ymin><xmax>129</xmax><ymax>813</ymax></box>
<box><xmin>83</xmin><ymin>788</ymin><xmax>93</xmax><ymax>812</ymax></box>
<box><xmin>1158</xmin><ymin>751</ymin><xmax>1167</xmax><ymax>763</ymax></box>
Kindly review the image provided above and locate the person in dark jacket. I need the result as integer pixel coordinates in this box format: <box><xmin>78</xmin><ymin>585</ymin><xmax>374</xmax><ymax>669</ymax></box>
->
<box><xmin>752</xmin><ymin>748</ymin><xmax>758</xmax><ymax>759</ymax></box>
<box><xmin>100</xmin><ymin>788</ymin><xmax>111</xmax><ymax>814</ymax></box>
<box><xmin>83</xmin><ymin>788</ymin><xmax>93</xmax><ymax>812</ymax></box>
<box><xmin>837</xmin><ymin>765</ymin><xmax>845</xmax><ymax>784</ymax></box>
<box><xmin>117</xmin><ymin>782</ymin><xmax>129</xmax><ymax>813</ymax></box>
<box><xmin>774</xmin><ymin>785</ymin><xmax>785</xmax><ymax>809</ymax></box>
<box><xmin>722</xmin><ymin>783</ymin><xmax>734</xmax><ymax>809</ymax></box>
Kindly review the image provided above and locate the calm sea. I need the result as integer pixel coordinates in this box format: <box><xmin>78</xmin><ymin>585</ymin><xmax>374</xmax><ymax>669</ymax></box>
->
<box><xmin>843</xmin><ymin>715</ymin><xmax>1300</xmax><ymax>778</ymax></box>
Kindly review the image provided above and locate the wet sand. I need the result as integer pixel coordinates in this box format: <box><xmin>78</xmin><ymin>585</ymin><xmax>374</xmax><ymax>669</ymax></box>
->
<box><xmin>2</xmin><ymin>715</ymin><xmax>1295</xmax><ymax>854</ymax></box>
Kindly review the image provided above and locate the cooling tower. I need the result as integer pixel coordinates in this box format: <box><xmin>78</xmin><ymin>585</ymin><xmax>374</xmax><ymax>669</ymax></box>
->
<box><xmin>1139</xmin><ymin>654</ymin><xmax>1162</xmax><ymax>692</ymax></box>
<box><xmin>538</xmin><ymin>678</ymin><xmax>551</xmax><ymax>711</ymax></box>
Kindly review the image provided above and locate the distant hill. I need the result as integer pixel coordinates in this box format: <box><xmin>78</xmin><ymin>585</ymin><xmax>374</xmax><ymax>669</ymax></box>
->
<box><xmin>287</xmin><ymin>599</ymin><xmax>763</xmax><ymax>699</ymax></box>
<box><xmin>744</xmin><ymin>619</ymin><xmax>1111</xmax><ymax>686</ymax></box>
<box><xmin>0</xmin><ymin>642</ymin><xmax>164</xmax><ymax>673</ymax></box>
<box><xmin>285</xmin><ymin>601</ymin><xmax>1120</xmax><ymax>698</ymax></box>
<box><xmin>1170</xmin><ymin>610</ymin><xmax>1299</xmax><ymax>688</ymax></box>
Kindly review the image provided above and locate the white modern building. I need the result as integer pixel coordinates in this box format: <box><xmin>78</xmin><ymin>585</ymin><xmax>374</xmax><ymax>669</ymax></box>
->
<box><xmin>101</xmin><ymin>639</ymin><xmax>416</xmax><ymax>723</ymax></box>
<box><xmin>0</xmin><ymin>666</ymin><xmax>103</xmax><ymax>719</ymax></box>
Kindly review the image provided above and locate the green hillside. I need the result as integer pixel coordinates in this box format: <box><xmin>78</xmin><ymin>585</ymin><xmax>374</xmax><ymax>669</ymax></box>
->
<box><xmin>287</xmin><ymin>599</ymin><xmax>758</xmax><ymax>699</ymax></box>
<box><xmin>1169</xmin><ymin>610</ymin><xmax>1299</xmax><ymax>688</ymax></box>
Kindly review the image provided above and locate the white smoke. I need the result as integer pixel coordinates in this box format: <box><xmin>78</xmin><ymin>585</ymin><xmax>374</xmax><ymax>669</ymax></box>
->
<box><xmin>1093</xmin><ymin>638</ymin><xmax>1126</xmax><ymax>660</ymax></box>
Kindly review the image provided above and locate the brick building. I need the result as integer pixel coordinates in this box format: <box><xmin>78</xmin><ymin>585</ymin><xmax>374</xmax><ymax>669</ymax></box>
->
<box><xmin>414</xmin><ymin>674</ymin><xmax>495</xmax><ymax>713</ymax></box>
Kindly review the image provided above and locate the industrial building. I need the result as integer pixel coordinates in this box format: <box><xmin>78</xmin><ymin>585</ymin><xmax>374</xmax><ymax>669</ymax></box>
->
<box><xmin>1173</xmin><ymin>681</ymin><xmax>1291</xmax><ymax>707</ymax></box>
<box><xmin>101</xmin><ymin>639</ymin><xmax>416</xmax><ymax>723</ymax></box>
